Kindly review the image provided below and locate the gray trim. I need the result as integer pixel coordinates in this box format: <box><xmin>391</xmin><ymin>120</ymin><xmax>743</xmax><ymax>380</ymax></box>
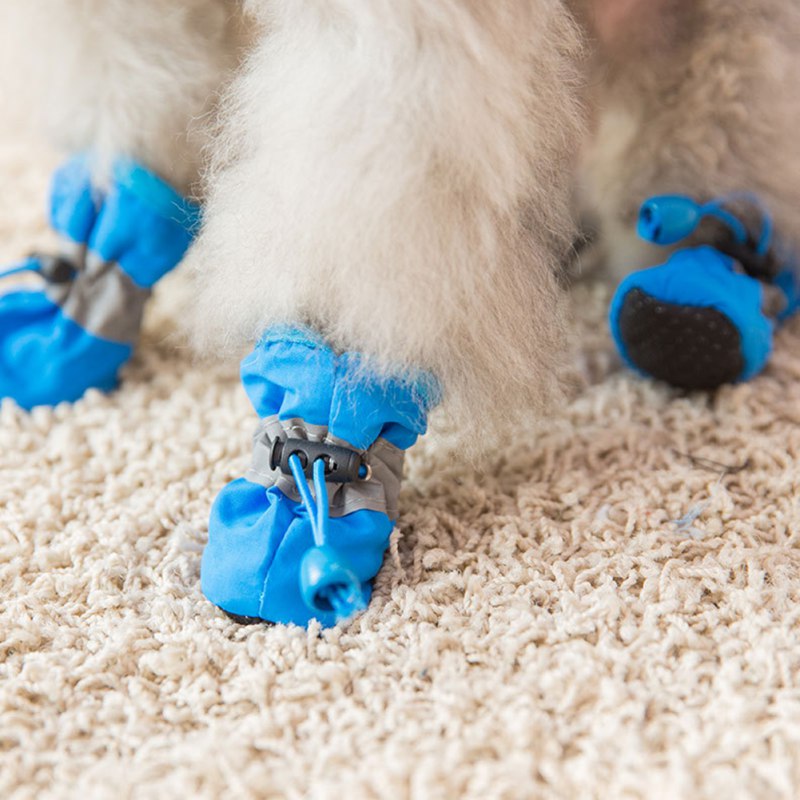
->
<box><xmin>44</xmin><ymin>250</ymin><xmax>150</xmax><ymax>344</ymax></box>
<box><xmin>245</xmin><ymin>415</ymin><xmax>406</xmax><ymax>519</ymax></box>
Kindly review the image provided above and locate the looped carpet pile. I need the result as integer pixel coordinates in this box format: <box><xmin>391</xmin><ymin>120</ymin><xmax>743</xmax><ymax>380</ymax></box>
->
<box><xmin>1</xmin><ymin>139</ymin><xmax>799</xmax><ymax>799</ymax></box>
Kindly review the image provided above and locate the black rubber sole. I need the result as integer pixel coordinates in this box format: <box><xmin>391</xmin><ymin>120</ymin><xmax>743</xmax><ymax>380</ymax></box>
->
<box><xmin>223</xmin><ymin>610</ymin><xmax>270</xmax><ymax>626</ymax></box>
<box><xmin>617</xmin><ymin>288</ymin><xmax>745</xmax><ymax>390</ymax></box>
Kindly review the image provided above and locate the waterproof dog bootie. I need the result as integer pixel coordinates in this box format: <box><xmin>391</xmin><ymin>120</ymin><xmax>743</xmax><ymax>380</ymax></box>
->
<box><xmin>609</xmin><ymin>194</ymin><xmax>800</xmax><ymax>389</ymax></box>
<box><xmin>201</xmin><ymin>327</ymin><xmax>439</xmax><ymax>629</ymax></box>
<box><xmin>0</xmin><ymin>154</ymin><xmax>200</xmax><ymax>408</ymax></box>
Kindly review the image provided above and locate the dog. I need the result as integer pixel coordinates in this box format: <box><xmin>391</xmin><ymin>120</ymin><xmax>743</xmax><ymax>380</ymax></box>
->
<box><xmin>1</xmin><ymin>0</ymin><xmax>798</xmax><ymax>625</ymax></box>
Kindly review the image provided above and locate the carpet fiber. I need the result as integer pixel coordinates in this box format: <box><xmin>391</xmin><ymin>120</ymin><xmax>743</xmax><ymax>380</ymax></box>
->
<box><xmin>1</xmin><ymin>140</ymin><xmax>799</xmax><ymax>800</ymax></box>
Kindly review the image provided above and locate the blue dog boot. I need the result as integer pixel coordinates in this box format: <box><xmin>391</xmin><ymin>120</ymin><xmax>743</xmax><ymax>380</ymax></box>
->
<box><xmin>611</xmin><ymin>246</ymin><xmax>777</xmax><ymax>388</ymax></box>
<box><xmin>609</xmin><ymin>194</ymin><xmax>800</xmax><ymax>389</ymax></box>
<box><xmin>0</xmin><ymin>154</ymin><xmax>200</xmax><ymax>409</ymax></box>
<box><xmin>201</xmin><ymin>327</ymin><xmax>439</xmax><ymax>629</ymax></box>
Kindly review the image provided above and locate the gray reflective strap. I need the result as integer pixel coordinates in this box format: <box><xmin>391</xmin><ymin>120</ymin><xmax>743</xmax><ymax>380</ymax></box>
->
<box><xmin>44</xmin><ymin>250</ymin><xmax>150</xmax><ymax>344</ymax></box>
<box><xmin>245</xmin><ymin>415</ymin><xmax>406</xmax><ymax>519</ymax></box>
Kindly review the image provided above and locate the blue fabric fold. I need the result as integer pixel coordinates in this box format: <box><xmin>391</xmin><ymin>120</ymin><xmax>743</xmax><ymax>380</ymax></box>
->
<box><xmin>0</xmin><ymin>290</ymin><xmax>131</xmax><ymax>408</ymax></box>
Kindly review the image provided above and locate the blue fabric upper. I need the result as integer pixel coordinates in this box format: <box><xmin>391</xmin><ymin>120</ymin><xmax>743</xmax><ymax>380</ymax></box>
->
<box><xmin>0</xmin><ymin>290</ymin><xmax>132</xmax><ymax>408</ymax></box>
<box><xmin>609</xmin><ymin>246</ymin><xmax>774</xmax><ymax>383</ymax></box>
<box><xmin>50</xmin><ymin>154</ymin><xmax>200</xmax><ymax>288</ymax></box>
<box><xmin>201</xmin><ymin>327</ymin><xmax>438</xmax><ymax>628</ymax></box>
<box><xmin>0</xmin><ymin>154</ymin><xmax>199</xmax><ymax>409</ymax></box>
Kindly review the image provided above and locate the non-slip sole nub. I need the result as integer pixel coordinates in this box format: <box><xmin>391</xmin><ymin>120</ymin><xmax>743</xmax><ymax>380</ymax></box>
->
<box><xmin>617</xmin><ymin>288</ymin><xmax>745</xmax><ymax>390</ymax></box>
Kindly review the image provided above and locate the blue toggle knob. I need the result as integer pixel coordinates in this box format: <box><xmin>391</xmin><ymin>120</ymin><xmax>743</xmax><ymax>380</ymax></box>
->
<box><xmin>300</xmin><ymin>545</ymin><xmax>367</xmax><ymax>622</ymax></box>
<box><xmin>637</xmin><ymin>195</ymin><xmax>702</xmax><ymax>245</ymax></box>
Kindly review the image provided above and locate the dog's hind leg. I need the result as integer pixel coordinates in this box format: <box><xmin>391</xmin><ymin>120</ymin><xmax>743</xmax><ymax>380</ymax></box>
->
<box><xmin>582</xmin><ymin>0</ymin><xmax>800</xmax><ymax>387</ymax></box>
<box><xmin>1</xmin><ymin>0</ymin><xmax>242</xmax><ymax>191</ymax></box>
<box><xmin>192</xmin><ymin>1</ymin><xmax>587</xmax><ymax>626</ymax></box>
<box><xmin>0</xmin><ymin>0</ymin><xmax>242</xmax><ymax>408</ymax></box>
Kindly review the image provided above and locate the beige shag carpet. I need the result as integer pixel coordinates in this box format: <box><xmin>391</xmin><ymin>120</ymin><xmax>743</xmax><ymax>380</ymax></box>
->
<box><xmin>1</xmin><ymin>137</ymin><xmax>800</xmax><ymax>800</ymax></box>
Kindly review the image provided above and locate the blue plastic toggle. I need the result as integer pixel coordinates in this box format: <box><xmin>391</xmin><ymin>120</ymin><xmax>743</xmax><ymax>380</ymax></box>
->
<box><xmin>637</xmin><ymin>195</ymin><xmax>704</xmax><ymax>246</ymax></box>
<box><xmin>300</xmin><ymin>545</ymin><xmax>367</xmax><ymax>620</ymax></box>
<box><xmin>637</xmin><ymin>194</ymin><xmax>749</xmax><ymax>247</ymax></box>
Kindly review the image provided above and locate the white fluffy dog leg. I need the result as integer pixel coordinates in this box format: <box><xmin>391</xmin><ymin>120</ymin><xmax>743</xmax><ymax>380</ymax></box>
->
<box><xmin>197</xmin><ymin>3</ymin><xmax>587</xmax><ymax>627</ymax></box>
<box><xmin>580</xmin><ymin>0</ymin><xmax>800</xmax><ymax>278</ymax></box>
<box><xmin>584</xmin><ymin>1</ymin><xmax>800</xmax><ymax>392</ymax></box>
<box><xmin>0</xmin><ymin>1</ymin><xmax>242</xmax><ymax>408</ymax></box>
<box><xmin>0</xmin><ymin>0</ymin><xmax>242</xmax><ymax>190</ymax></box>
<box><xmin>191</xmin><ymin>0</ymin><xmax>586</xmax><ymax>431</ymax></box>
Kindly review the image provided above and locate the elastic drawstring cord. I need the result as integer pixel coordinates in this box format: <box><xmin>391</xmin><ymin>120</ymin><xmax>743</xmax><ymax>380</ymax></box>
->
<box><xmin>700</xmin><ymin>202</ymin><xmax>749</xmax><ymax>245</ymax></box>
<box><xmin>0</xmin><ymin>258</ymin><xmax>42</xmax><ymax>281</ymax></box>
<box><xmin>704</xmin><ymin>193</ymin><xmax>774</xmax><ymax>255</ymax></box>
<box><xmin>288</xmin><ymin>452</ymin><xmax>365</xmax><ymax>622</ymax></box>
<box><xmin>0</xmin><ymin>254</ymin><xmax>80</xmax><ymax>285</ymax></box>
<box><xmin>288</xmin><ymin>453</ymin><xmax>330</xmax><ymax>548</ymax></box>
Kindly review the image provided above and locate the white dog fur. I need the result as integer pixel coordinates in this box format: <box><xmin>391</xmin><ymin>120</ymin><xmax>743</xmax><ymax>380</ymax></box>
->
<box><xmin>1</xmin><ymin>0</ymin><xmax>799</xmax><ymax>433</ymax></box>
<box><xmin>577</xmin><ymin>0</ymin><xmax>800</xmax><ymax>281</ymax></box>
